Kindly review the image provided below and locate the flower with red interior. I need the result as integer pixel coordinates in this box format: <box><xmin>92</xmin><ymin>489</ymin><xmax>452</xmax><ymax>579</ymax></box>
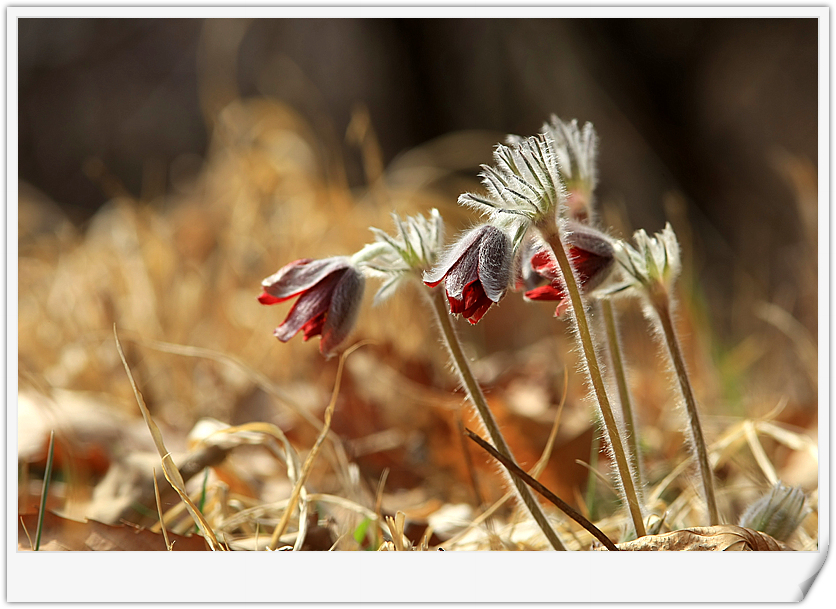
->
<box><xmin>258</xmin><ymin>256</ymin><xmax>365</xmax><ymax>357</ymax></box>
<box><xmin>524</xmin><ymin>222</ymin><xmax>616</xmax><ymax>316</ymax></box>
<box><xmin>423</xmin><ymin>224</ymin><xmax>512</xmax><ymax>324</ymax></box>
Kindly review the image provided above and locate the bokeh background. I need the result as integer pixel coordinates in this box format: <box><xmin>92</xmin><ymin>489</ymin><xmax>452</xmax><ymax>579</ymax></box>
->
<box><xmin>18</xmin><ymin>17</ymin><xmax>819</xmax><ymax>549</ymax></box>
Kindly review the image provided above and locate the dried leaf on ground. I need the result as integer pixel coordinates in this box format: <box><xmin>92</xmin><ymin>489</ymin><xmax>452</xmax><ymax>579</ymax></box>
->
<box><xmin>19</xmin><ymin>512</ymin><xmax>208</xmax><ymax>551</ymax></box>
<box><xmin>596</xmin><ymin>525</ymin><xmax>791</xmax><ymax>551</ymax></box>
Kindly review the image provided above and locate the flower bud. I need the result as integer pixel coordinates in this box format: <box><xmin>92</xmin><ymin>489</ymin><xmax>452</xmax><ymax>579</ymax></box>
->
<box><xmin>739</xmin><ymin>483</ymin><xmax>807</xmax><ymax>542</ymax></box>
<box><xmin>613</xmin><ymin>223</ymin><xmax>681</xmax><ymax>299</ymax></box>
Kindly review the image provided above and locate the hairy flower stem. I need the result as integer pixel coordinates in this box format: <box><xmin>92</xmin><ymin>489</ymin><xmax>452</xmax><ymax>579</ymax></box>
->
<box><xmin>601</xmin><ymin>299</ymin><xmax>642</xmax><ymax>489</ymax></box>
<box><xmin>427</xmin><ymin>287</ymin><xmax>567</xmax><ymax>550</ymax></box>
<box><xmin>651</xmin><ymin>296</ymin><xmax>720</xmax><ymax>525</ymax></box>
<box><xmin>541</xmin><ymin>227</ymin><xmax>646</xmax><ymax>538</ymax></box>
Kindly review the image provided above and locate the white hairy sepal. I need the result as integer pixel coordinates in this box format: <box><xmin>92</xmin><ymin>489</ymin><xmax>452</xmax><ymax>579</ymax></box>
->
<box><xmin>358</xmin><ymin>208</ymin><xmax>447</xmax><ymax>305</ymax></box>
<box><xmin>458</xmin><ymin>134</ymin><xmax>568</xmax><ymax>225</ymax></box>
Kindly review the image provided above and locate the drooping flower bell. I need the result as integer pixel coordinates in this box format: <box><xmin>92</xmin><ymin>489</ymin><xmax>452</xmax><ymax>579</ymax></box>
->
<box><xmin>258</xmin><ymin>257</ymin><xmax>365</xmax><ymax>357</ymax></box>
<box><xmin>523</xmin><ymin>222</ymin><xmax>617</xmax><ymax>316</ymax></box>
<box><xmin>423</xmin><ymin>224</ymin><xmax>512</xmax><ymax>324</ymax></box>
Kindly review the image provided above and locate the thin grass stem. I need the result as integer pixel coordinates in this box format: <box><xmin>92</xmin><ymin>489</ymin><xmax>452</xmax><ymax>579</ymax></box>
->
<box><xmin>541</xmin><ymin>228</ymin><xmax>647</xmax><ymax>537</ymax></box>
<box><xmin>426</xmin><ymin>287</ymin><xmax>567</xmax><ymax>550</ymax></box>
<box><xmin>34</xmin><ymin>430</ymin><xmax>56</xmax><ymax>551</ymax></box>
<box><xmin>584</xmin><ymin>433</ymin><xmax>600</xmax><ymax>521</ymax></box>
<box><xmin>153</xmin><ymin>467</ymin><xmax>173</xmax><ymax>551</ymax></box>
<box><xmin>652</xmin><ymin>296</ymin><xmax>720</xmax><ymax>525</ymax></box>
<box><xmin>601</xmin><ymin>298</ymin><xmax>643</xmax><ymax>489</ymax></box>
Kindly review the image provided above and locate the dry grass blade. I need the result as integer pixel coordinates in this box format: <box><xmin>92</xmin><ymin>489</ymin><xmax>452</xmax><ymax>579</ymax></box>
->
<box><xmin>531</xmin><ymin>365</ymin><xmax>569</xmax><ymax>477</ymax></box>
<box><xmin>153</xmin><ymin>467</ymin><xmax>173</xmax><ymax>551</ymax></box>
<box><xmin>196</xmin><ymin>420</ymin><xmax>302</xmax><ymax>484</ymax></box>
<box><xmin>600</xmin><ymin>525</ymin><xmax>791</xmax><ymax>551</ymax></box>
<box><xmin>385</xmin><ymin>511</ymin><xmax>409</xmax><ymax>551</ymax></box>
<box><xmin>267</xmin><ymin>341</ymin><xmax>371</xmax><ymax>551</ymax></box>
<box><xmin>744</xmin><ymin>421</ymin><xmax>778</xmax><ymax>485</ymax></box>
<box><xmin>465</xmin><ymin>428</ymin><xmax>619</xmax><ymax>551</ymax></box>
<box><xmin>114</xmin><ymin>325</ymin><xmax>224</xmax><ymax>551</ymax></box>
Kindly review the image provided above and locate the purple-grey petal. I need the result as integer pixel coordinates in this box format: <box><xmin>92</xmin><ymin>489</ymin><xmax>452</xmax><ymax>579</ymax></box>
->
<box><xmin>273</xmin><ymin>271</ymin><xmax>342</xmax><ymax>342</ymax></box>
<box><xmin>423</xmin><ymin>225</ymin><xmax>487</xmax><ymax>287</ymax></box>
<box><xmin>564</xmin><ymin>222</ymin><xmax>614</xmax><ymax>259</ymax></box>
<box><xmin>320</xmin><ymin>266</ymin><xmax>365</xmax><ymax>356</ymax></box>
<box><xmin>477</xmin><ymin>226</ymin><xmax>512</xmax><ymax>302</ymax></box>
<box><xmin>262</xmin><ymin>257</ymin><xmax>351</xmax><ymax>301</ymax></box>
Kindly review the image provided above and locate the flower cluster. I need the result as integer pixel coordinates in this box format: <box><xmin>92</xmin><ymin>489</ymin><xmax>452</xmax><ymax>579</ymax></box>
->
<box><xmin>257</xmin><ymin>115</ymin><xmax>685</xmax><ymax>351</ymax></box>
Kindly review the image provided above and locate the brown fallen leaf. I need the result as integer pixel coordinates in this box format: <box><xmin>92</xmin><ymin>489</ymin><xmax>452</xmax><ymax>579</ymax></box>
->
<box><xmin>595</xmin><ymin>525</ymin><xmax>792</xmax><ymax>551</ymax></box>
<box><xmin>19</xmin><ymin>511</ymin><xmax>209</xmax><ymax>551</ymax></box>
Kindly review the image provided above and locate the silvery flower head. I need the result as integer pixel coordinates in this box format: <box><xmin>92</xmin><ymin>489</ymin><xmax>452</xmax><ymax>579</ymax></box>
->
<box><xmin>613</xmin><ymin>222</ymin><xmax>682</xmax><ymax>299</ymax></box>
<box><xmin>506</xmin><ymin>116</ymin><xmax>599</xmax><ymax>224</ymax></box>
<box><xmin>541</xmin><ymin>116</ymin><xmax>599</xmax><ymax>223</ymax></box>
<box><xmin>739</xmin><ymin>483</ymin><xmax>807</xmax><ymax>542</ymax></box>
<box><xmin>353</xmin><ymin>209</ymin><xmax>445</xmax><ymax>305</ymax></box>
<box><xmin>458</xmin><ymin>133</ymin><xmax>567</xmax><ymax>233</ymax></box>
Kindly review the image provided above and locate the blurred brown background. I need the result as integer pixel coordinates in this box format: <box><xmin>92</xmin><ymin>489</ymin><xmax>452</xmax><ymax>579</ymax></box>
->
<box><xmin>19</xmin><ymin>17</ymin><xmax>818</xmax><ymax>336</ymax></box>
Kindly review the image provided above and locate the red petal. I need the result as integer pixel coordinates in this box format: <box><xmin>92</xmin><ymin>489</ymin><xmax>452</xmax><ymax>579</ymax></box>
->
<box><xmin>570</xmin><ymin>246</ymin><xmax>613</xmax><ymax>286</ymax></box>
<box><xmin>530</xmin><ymin>249</ymin><xmax>557</xmax><ymax>275</ymax></box>
<box><xmin>458</xmin><ymin>281</ymin><xmax>494</xmax><ymax>323</ymax></box>
<box><xmin>448</xmin><ymin>293</ymin><xmax>465</xmax><ymax>315</ymax></box>
<box><xmin>258</xmin><ymin>292</ymin><xmax>284</xmax><ymax>305</ymax></box>
<box><xmin>465</xmin><ymin>299</ymin><xmax>493</xmax><ymax>324</ymax></box>
<box><xmin>273</xmin><ymin>272</ymin><xmax>342</xmax><ymax>343</ymax></box>
<box><xmin>301</xmin><ymin>312</ymin><xmax>327</xmax><ymax>341</ymax></box>
<box><xmin>525</xmin><ymin>284</ymin><xmax>566</xmax><ymax>301</ymax></box>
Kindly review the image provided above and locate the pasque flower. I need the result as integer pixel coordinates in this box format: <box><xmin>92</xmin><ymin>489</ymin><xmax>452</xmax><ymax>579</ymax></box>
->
<box><xmin>258</xmin><ymin>257</ymin><xmax>365</xmax><ymax>356</ymax></box>
<box><xmin>423</xmin><ymin>224</ymin><xmax>512</xmax><ymax>324</ymax></box>
<box><xmin>523</xmin><ymin>222</ymin><xmax>617</xmax><ymax>315</ymax></box>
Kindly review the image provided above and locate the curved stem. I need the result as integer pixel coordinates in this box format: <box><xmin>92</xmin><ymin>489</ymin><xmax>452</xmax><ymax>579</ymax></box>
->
<box><xmin>541</xmin><ymin>227</ymin><xmax>646</xmax><ymax>538</ymax></box>
<box><xmin>652</xmin><ymin>297</ymin><xmax>720</xmax><ymax>525</ymax></box>
<box><xmin>427</xmin><ymin>287</ymin><xmax>567</xmax><ymax>550</ymax></box>
<box><xmin>602</xmin><ymin>298</ymin><xmax>642</xmax><ymax>489</ymax></box>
